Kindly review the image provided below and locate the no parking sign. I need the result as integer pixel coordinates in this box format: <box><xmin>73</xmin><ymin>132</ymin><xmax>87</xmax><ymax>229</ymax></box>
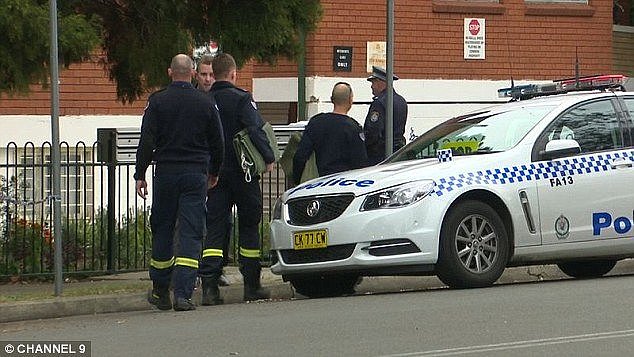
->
<box><xmin>464</xmin><ymin>18</ymin><xmax>485</xmax><ymax>60</ymax></box>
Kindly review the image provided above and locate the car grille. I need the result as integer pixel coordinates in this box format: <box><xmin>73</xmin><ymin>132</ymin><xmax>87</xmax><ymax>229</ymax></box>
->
<box><xmin>279</xmin><ymin>244</ymin><xmax>356</xmax><ymax>264</ymax></box>
<box><xmin>287</xmin><ymin>194</ymin><xmax>355</xmax><ymax>226</ymax></box>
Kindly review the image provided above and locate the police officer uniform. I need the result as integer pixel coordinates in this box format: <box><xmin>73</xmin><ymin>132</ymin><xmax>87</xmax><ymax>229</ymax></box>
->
<box><xmin>198</xmin><ymin>80</ymin><xmax>274</xmax><ymax>304</ymax></box>
<box><xmin>293</xmin><ymin>112</ymin><xmax>368</xmax><ymax>183</ymax></box>
<box><xmin>134</xmin><ymin>81</ymin><xmax>224</xmax><ymax>310</ymax></box>
<box><xmin>364</xmin><ymin>66</ymin><xmax>408</xmax><ymax>165</ymax></box>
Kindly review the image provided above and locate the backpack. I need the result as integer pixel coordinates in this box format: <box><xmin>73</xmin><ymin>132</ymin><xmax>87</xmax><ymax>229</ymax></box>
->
<box><xmin>232</xmin><ymin>122</ymin><xmax>280</xmax><ymax>182</ymax></box>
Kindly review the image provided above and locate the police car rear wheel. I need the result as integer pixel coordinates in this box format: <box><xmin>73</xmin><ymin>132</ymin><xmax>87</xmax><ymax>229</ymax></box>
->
<box><xmin>557</xmin><ymin>260</ymin><xmax>616</xmax><ymax>279</ymax></box>
<box><xmin>437</xmin><ymin>200</ymin><xmax>509</xmax><ymax>289</ymax></box>
<box><xmin>289</xmin><ymin>274</ymin><xmax>360</xmax><ymax>298</ymax></box>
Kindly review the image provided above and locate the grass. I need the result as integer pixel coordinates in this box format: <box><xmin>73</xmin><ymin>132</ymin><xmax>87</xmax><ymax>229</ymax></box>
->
<box><xmin>0</xmin><ymin>280</ymin><xmax>150</xmax><ymax>303</ymax></box>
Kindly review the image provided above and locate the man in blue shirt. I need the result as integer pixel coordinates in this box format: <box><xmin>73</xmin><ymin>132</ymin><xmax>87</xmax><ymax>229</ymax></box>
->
<box><xmin>199</xmin><ymin>53</ymin><xmax>275</xmax><ymax>305</ymax></box>
<box><xmin>134</xmin><ymin>54</ymin><xmax>224</xmax><ymax>311</ymax></box>
<box><xmin>293</xmin><ymin>82</ymin><xmax>368</xmax><ymax>183</ymax></box>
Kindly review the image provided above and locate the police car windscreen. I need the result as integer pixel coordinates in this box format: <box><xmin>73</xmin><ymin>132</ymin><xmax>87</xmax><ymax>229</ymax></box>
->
<box><xmin>388</xmin><ymin>105</ymin><xmax>556</xmax><ymax>162</ymax></box>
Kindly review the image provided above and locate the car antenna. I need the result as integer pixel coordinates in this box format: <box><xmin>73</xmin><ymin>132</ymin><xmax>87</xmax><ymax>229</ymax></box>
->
<box><xmin>574</xmin><ymin>46</ymin><xmax>580</xmax><ymax>89</ymax></box>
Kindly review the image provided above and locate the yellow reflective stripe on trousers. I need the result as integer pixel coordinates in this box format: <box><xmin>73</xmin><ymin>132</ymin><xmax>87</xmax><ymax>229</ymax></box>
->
<box><xmin>202</xmin><ymin>249</ymin><xmax>223</xmax><ymax>258</ymax></box>
<box><xmin>174</xmin><ymin>257</ymin><xmax>199</xmax><ymax>269</ymax></box>
<box><xmin>150</xmin><ymin>257</ymin><xmax>175</xmax><ymax>269</ymax></box>
<box><xmin>239</xmin><ymin>247</ymin><xmax>260</xmax><ymax>258</ymax></box>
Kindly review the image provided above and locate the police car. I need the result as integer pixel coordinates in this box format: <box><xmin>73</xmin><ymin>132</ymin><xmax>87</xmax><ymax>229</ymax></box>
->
<box><xmin>269</xmin><ymin>75</ymin><xmax>634</xmax><ymax>298</ymax></box>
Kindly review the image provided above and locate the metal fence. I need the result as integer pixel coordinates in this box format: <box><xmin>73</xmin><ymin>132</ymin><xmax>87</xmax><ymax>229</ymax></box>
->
<box><xmin>0</xmin><ymin>141</ymin><xmax>290</xmax><ymax>279</ymax></box>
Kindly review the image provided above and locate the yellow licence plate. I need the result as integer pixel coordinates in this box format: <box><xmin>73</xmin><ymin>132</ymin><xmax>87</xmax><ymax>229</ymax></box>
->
<box><xmin>293</xmin><ymin>229</ymin><xmax>328</xmax><ymax>250</ymax></box>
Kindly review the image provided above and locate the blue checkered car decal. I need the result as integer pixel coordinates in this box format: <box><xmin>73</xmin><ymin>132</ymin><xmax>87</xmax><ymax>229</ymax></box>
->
<box><xmin>437</xmin><ymin>149</ymin><xmax>452</xmax><ymax>162</ymax></box>
<box><xmin>433</xmin><ymin>149</ymin><xmax>634</xmax><ymax>197</ymax></box>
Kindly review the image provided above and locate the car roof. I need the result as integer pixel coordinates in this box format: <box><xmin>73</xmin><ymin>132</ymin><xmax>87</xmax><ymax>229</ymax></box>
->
<box><xmin>488</xmin><ymin>90</ymin><xmax>634</xmax><ymax>113</ymax></box>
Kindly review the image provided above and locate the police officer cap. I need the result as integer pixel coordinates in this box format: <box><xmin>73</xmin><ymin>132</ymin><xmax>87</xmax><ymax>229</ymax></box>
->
<box><xmin>367</xmin><ymin>66</ymin><xmax>399</xmax><ymax>82</ymax></box>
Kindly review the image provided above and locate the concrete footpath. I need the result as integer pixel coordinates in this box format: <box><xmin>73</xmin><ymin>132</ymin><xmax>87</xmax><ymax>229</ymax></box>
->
<box><xmin>2</xmin><ymin>260</ymin><xmax>633</xmax><ymax>323</ymax></box>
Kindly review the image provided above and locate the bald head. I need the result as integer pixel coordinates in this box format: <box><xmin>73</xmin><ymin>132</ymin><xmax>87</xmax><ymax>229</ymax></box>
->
<box><xmin>331</xmin><ymin>82</ymin><xmax>353</xmax><ymax>114</ymax></box>
<box><xmin>169</xmin><ymin>54</ymin><xmax>194</xmax><ymax>81</ymax></box>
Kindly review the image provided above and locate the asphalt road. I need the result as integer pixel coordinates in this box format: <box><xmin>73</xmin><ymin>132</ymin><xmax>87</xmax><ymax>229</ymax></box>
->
<box><xmin>2</xmin><ymin>272</ymin><xmax>634</xmax><ymax>357</ymax></box>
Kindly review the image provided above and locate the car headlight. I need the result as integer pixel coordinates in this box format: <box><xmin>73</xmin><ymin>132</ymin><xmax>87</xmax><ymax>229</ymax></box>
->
<box><xmin>272</xmin><ymin>196</ymin><xmax>283</xmax><ymax>220</ymax></box>
<box><xmin>361</xmin><ymin>180</ymin><xmax>435</xmax><ymax>211</ymax></box>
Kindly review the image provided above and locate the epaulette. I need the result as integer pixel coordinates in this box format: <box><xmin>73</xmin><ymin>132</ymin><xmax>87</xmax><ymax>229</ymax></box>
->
<box><xmin>230</xmin><ymin>87</ymin><xmax>251</xmax><ymax>99</ymax></box>
<box><xmin>345</xmin><ymin>115</ymin><xmax>363</xmax><ymax>129</ymax></box>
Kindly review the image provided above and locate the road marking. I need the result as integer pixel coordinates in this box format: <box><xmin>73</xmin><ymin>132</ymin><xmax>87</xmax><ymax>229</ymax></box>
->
<box><xmin>381</xmin><ymin>329</ymin><xmax>634</xmax><ymax>356</ymax></box>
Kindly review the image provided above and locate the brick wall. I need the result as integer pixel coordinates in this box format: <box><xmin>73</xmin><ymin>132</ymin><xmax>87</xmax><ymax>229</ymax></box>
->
<box><xmin>0</xmin><ymin>54</ymin><xmax>148</xmax><ymax>115</ymax></box>
<box><xmin>253</xmin><ymin>0</ymin><xmax>614</xmax><ymax>80</ymax></box>
<box><xmin>0</xmin><ymin>0</ymin><xmax>619</xmax><ymax>116</ymax></box>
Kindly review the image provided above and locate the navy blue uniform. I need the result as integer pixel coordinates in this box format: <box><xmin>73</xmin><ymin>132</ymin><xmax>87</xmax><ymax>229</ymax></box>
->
<box><xmin>293</xmin><ymin>112</ymin><xmax>368</xmax><ymax>182</ymax></box>
<box><xmin>364</xmin><ymin>89</ymin><xmax>408</xmax><ymax>165</ymax></box>
<box><xmin>200</xmin><ymin>81</ymin><xmax>274</xmax><ymax>279</ymax></box>
<box><xmin>134</xmin><ymin>81</ymin><xmax>224</xmax><ymax>301</ymax></box>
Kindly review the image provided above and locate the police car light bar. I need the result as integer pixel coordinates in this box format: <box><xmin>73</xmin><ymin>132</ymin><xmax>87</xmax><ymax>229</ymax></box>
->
<box><xmin>497</xmin><ymin>74</ymin><xmax>628</xmax><ymax>100</ymax></box>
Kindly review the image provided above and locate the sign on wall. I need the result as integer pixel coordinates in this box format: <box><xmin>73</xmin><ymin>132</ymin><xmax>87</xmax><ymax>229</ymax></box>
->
<box><xmin>333</xmin><ymin>46</ymin><xmax>353</xmax><ymax>72</ymax></box>
<box><xmin>366</xmin><ymin>41</ymin><xmax>386</xmax><ymax>72</ymax></box>
<box><xmin>464</xmin><ymin>18</ymin><xmax>485</xmax><ymax>60</ymax></box>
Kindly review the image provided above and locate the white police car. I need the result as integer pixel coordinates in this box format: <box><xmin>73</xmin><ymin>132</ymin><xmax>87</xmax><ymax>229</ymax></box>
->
<box><xmin>269</xmin><ymin>75</ymin><xmax>634</xmax><ymax>298</ymax></box>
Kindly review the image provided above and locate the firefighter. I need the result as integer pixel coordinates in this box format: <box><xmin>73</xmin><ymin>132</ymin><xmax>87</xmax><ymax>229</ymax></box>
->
<box><xmin>134</xmin><ymin>54</ymin><xmax>224</xmax><ymax>311</ymax></box>
<box><xmin>198</xmin><ymin>53</ymin><xmax>274</xmax><ymax>305</ymax></box>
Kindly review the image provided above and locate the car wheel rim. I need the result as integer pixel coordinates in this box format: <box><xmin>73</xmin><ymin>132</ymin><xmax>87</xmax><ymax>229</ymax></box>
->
<box><xmin>454</xmin><ymin>214</ymin><xmax>498</xmax><ymax>274</ymax></box>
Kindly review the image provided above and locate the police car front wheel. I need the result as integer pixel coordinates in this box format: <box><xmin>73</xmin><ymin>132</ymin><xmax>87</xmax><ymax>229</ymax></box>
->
<box><xmin>557</xmin><ymin>260</ymin><xmax>617</xmax><ymax>279</ymax></box>
<box><xmin>436</xmin><ymin>200</ymin><xmax>509</xmax><ymax>289</ymax></box>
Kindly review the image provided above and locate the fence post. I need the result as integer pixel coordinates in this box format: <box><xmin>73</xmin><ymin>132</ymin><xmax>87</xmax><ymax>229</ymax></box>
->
<box><xmin>98</xmin><ymin>129</ymin><xmax>118</xmax><ymax>273</ymax></box>
<box><xmin>107</xmin><ymin>160</ymin><xmax>116</xmax><ymax>273</ymax></box>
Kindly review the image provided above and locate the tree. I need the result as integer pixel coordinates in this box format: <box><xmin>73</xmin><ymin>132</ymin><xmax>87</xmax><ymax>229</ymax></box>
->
<box><xmin>0</xmin><ymin>0</ymin><xmax>323</xmax><ymax>103</ymax></box>
<box><xmin>0</xmin><ymin>0</ymin><xmax>101</xmax><ymax>94</ymax></box>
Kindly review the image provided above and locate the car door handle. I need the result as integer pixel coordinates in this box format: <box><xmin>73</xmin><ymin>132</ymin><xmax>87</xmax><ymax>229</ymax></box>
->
<box><xmin>610</xmin><ymin>157</ymin><xmax>633</xmax><ymax>169</ymax></box>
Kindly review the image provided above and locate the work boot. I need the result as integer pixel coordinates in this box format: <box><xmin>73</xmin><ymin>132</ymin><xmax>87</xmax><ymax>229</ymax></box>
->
<box><xmin>147</xmin><ymin>284</ymin><xmax>171</xmax><ymax>310</ymax></box>
<box><xmin>173</xmin><ymin>297</ymin><xmax>196</xmax><ymax>311</ymax></box>
<box><xmin>201</xmin><ymin>276</ymin><xmax>224</xmax><ymax>305</ymax></box>
<box><xmin>244</xmin><ymin>284</ymin><xmax>270</xmax><ymax>302</ymax></box>
<box><xmin>242</xmin><ymin>265</ymin><xmax>270</xmax><ymax>302</ymax></box>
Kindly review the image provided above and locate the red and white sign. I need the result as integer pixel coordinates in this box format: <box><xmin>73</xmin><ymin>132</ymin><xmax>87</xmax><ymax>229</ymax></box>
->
<box><xmin>464</xmin><ymin>18</ymin><xmax>485</xmax><ymax>60</ymax></box>
<box><xmin>468</xmin><ymin>19</ymin><xmax>481</xmax><ymax>36</ymax></box>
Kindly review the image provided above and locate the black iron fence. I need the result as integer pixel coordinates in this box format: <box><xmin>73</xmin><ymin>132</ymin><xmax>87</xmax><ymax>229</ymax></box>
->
<box><xmin>0</xmin><ymin>141</ymin><xmax>290</xmax><ymax>279</ymax></box>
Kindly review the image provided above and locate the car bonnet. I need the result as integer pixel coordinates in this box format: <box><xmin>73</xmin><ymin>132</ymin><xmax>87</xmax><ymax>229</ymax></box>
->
<box><xmin>284</xmin><ymin>158</ymin><xmax>450</xmax><ymax>200</ymax></box>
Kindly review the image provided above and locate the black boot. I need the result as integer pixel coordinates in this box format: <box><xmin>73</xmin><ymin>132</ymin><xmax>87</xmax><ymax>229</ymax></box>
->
<box><xmin>242</xmin><ymin>265</ymin><xmax>270</xmax><ymax>302</ymax></box>
<box><xmin>147</xmin><ymin>284</ymin><xmax>171</xmax><ymax>310</ymax></box>
<box><xmin>173</xmin><ymin>297</ymin><xmax>196</xmax><ymax>311</ymax></box>
<box><xmin>201</xmin><ymin>276</ymin><xmax>224</xmax><ymax>305</ymax></box>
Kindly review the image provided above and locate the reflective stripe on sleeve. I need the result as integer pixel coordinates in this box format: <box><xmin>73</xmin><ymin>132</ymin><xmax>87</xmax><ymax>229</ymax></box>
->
<box><xmin>150</xmin><ymin>257</ymin><xmax>175</xmax><ymax>269</ymax></box>
<box><xmin>239</xmin><ymin>247</ymin><xmax>260</xmax><ymax>258</ymax></box>
<box><xmin>175</xmin><ymin>257</ymin><xmax>199</xmax><ymax>269</ymax></box>
<box><xmin>202</xmin><ymin>249</ymin><xmax>223</xmax><ymax>258</ymax></box>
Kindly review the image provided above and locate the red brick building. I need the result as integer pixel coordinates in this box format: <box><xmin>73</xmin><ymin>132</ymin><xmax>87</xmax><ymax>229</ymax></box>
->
<box><xmin>1</xmin><ymin>0</ymin><xmax>632</xmax><ymax>139</ymax></box>
<box><xmin>0</xmin><ymin>0</ymin><xmax>631</xmax><ymax>223</ymax></box>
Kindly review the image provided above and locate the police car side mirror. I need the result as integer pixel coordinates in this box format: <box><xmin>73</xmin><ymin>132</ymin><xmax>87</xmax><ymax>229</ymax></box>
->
<box><xmin>539</xmin><ymin>139</ymin><xmax>581</xmax><ymax>160</ymax></box>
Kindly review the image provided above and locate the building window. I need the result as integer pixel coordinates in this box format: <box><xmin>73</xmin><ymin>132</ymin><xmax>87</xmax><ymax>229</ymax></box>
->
<box><xmin>432</xmin><ymin>0</ymin><xmax>505</xmax><ymax>14</ymax></box>
<box><xmin>613</xmin><ymin>0</ymin><xmax>633</xmax><ymax>25</ymax></box>
<box><xmin>44</xmin><ymin>151</ymin><xmax>94</xmax><ymax>219</ymax></box>
<box><xmin>525</xmin><ymin>0</ymin><xmax>594</xmax><ymax>17</ymax></box>
<box><xmin>526</xmin><ymin>0</ymin><xmax>588</xmax><ymax>3</ymax></box>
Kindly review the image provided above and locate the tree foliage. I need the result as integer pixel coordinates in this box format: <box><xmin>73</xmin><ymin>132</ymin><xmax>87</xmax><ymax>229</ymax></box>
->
<box><xmin>0</xmin><ymin>0</ymin><xmax>100</xmax><ymax>94</ymax></box>
<box><xmin>0</xmin><ymin>0</ymin><xmax>323</xmax><ymax>103</ymax></box>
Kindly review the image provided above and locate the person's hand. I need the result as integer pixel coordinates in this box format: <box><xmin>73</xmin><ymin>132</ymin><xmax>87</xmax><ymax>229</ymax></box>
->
<box><xmin>136</xmin><ymin>180</ymin><xmax>148</xmax><ymax>199</ymax></box>
<box><xmin>208</xmin><ymin>175</ymin><xmax>219</xmax><ymax>189</ymax></box>
<box><xmin>265</xmin><ymin>162</ymin><xmax>274</xmax><ymax>173</ymax></box>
